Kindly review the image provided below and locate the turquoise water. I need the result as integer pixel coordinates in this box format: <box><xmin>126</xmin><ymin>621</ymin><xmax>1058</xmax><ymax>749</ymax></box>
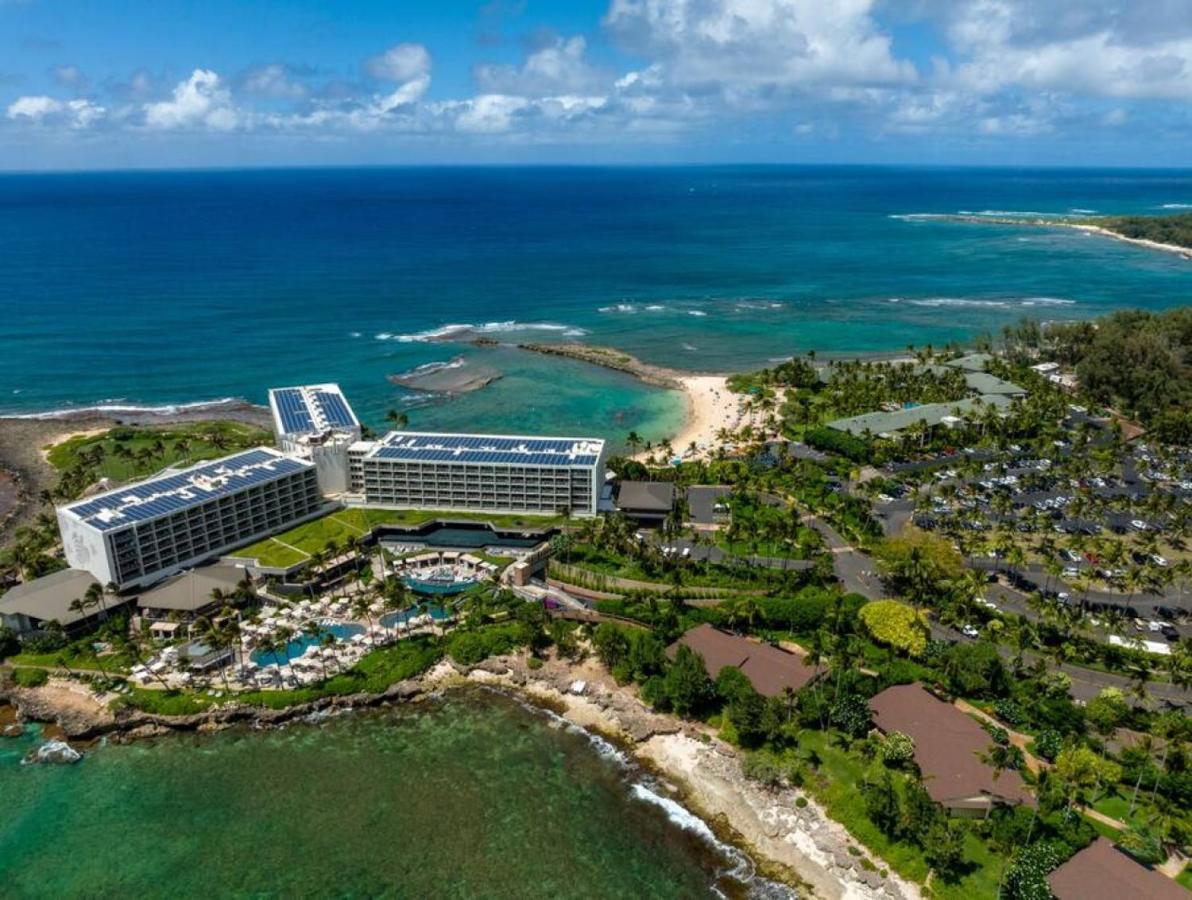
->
<box><xmin>1</xmin><ymin>167</ymin><xmax>1189</xmax><ymax>449</ymax></box>
<box><xmin>0</xmin><ymin>692</ymin><xmax>773</xmax><ymax>898</ymax></box>
<box><xmin>379</xmin><ymin>603</ymin><xmax>450</xmax><ymax>627</ymax></box>
<box><xmin>401</xmin><ymin>575</ymin><xmax>476</xmax><ymax>595</ymax></box>
<box><xmin>250</xmin><ymin>621</ymin><xmax>366</xmax><ymax>665</ymax></box>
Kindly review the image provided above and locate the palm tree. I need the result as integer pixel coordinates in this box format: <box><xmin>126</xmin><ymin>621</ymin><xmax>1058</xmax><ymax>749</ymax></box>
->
<box><xmin>385</xmin><ymin>409</ymin><xmax>409</xmax><ymax>430</ymax></box>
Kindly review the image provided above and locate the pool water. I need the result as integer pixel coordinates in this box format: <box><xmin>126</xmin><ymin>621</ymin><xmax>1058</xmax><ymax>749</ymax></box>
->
<box><xmin>401</xmin><ymin>574</ymin><xmax>478</xmax><ymax>595</ymax></box>
<box><xmin>251</xmin><ymin>622</ymin><xmax>366</xmax><ymax>665</ymax></box>
<box><xmin>379</xmin><ymin>604</ymin><xmax>450</xmax><ymax>629</ymax></box>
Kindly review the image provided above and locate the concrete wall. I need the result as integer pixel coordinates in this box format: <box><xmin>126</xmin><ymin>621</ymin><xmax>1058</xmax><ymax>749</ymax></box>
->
<box><xmin>58</xmin><ymin>509</ymin><xmax>116</xmax><ymax>586</ymax></box>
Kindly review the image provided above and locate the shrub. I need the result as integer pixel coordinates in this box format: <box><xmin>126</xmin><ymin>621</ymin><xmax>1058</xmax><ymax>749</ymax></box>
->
<box><xmin>0</xmin><ymin>625</ymin><xmax>19</xmax><ymax>661</ymax></box>
<box><xmin>804</xmin><ymin>426</ymin><xmax>871</xmax><ymax>463</ymax></box>
<box><xmin>795</xmin><ymin>796</ymin><xmax>808</xmax><ymax>809</ymax></box>
<box><xmin>993</xmin><ymin>698</ymin><xmax>1024</xmax><ymax>726</ymax></box>
<box><xmin>741</xmin><ymin>751</ymin><xmax>784</xmax><ymax>788</ymax></box>
<box><xmin>13</xmin><ymin>667</ymin><xmax>49</xmax><ymax>688</ymax></box>
<box><xmin>879</xmin><ymin>730</ymin><xmax>916</xmax><ymax>765</ymax></box>
<box><xmin>858</xmin><ymin>600</ymin><xmax>929</xmax><ymax>657</ymax></box>
<box><xmin>1003</xmin><ymin>841</ymin><xmax>1064</xmax><ymax>900</ymax></box>
<box><xmin>1033</xmin><ymin>729</ymin><xmax>1062</xmax><ymax>761</ymax></box>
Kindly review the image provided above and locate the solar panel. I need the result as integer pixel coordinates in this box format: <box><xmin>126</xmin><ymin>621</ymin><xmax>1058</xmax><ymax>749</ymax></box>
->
<box><xmin>62</xmin><ymin>449</ymin><xmax>313</xmax><ymax>531</ymax></box>
<box><xmin>369</xmin><ymin>432</ymin><xmax>603</xmax><ymax>468</ymax></box>
<box><xmin>313</xmin><ymin>390</ymin><xmax>357</xmax><ymax>428</ymax></box>
<box><xmin>270</xmin><ymin>384</ymin><xmax>358</xmax><ymax>436</ymax></box>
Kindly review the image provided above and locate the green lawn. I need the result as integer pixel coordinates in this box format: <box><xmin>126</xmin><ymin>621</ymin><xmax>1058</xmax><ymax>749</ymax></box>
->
<box><xmin>1177</xmin><ymin>864</ymin><xmax>1192</xmax><ymax>891</ymax></box>
<box><xmin>46</xmin><ymin>421</ymin><xmax>270</xmax><ymax>485</ymax></box>
<box><xmin>793</xmin><ymin>730</ymin><xmax>1003</xmax><ymax>899</ymax></box>
<box><xmin>1092</xmin><ymin>792</ymin><xmax>1148</xmax><ymax>830</ymax></box>
<box><xmin>234</xmin><ymin>506</ymin><xmax>566</xmax><ymax>568</ymax></box>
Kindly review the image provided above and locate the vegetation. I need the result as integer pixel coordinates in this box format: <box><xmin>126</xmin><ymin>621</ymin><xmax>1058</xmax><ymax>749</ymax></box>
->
<box><xmin>45</xmin><ymin>421</ymin><xmax>270</xmax><ymax>502</ymax></box>
<box><xmin>859</xmin><ymin>600</ymin><xmax>929</xmax><ymax>656</ymax></box>
<box><xmin>1100</xmin><ymin>212</ymin><xmax>1192</xmax><ymax>250</ymax></box>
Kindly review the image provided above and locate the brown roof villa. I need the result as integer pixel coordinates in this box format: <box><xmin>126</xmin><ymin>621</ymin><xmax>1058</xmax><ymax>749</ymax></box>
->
<box><xmin>667</xmin><ymin>623</ymin><xmax>820</xmax><ymax>697</ymax></box>
<box><xmin>1048</xmin><ymin>837</ymin><xmax>1186</xmax><ymax>900</ymax></box>
<box><xmin>869</xmin><ymin>683</ymin><xmax>1033</xmax><ymax>808</ymax></box>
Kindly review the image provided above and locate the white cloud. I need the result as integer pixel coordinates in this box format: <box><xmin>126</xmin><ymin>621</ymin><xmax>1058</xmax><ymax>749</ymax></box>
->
<box><xmin>604</xmin><ymin>0</ymin><xmax>916</xmax><ymax>95</ymax></box>
<box><xmin>143</xmin><ymin>69</ymin><xmax>238</xmax><ymax>130</ymax></box>
<box><xmin>366</xmin><ymin>43</ymin><xmax>431</xmax><ymax>82</ymax></box>
<box><xmin>7</xmin><ymin>95</ymin><xmax>105</xmax><ymax>128</ymax></box>
<box><xmin>243</xmin><ymin>64</ymin><xmax>308</xmax><ymax>100</ymax></box>
<box><xmin>51</xmin><ymin>64</ymin><xmax>88</xmax><ymax>91</ymax></box>
<box><xmin>475</xmin><ymin>35</ymin><xmax>608</xmax><ymax>95</ymax></box>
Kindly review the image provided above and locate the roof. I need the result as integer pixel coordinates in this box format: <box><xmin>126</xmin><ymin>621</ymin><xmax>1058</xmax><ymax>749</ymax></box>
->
<box><xmin>686</xmin><ymin>485</ymin><xmax>732</xmax><ymax>523</ymax></box>
<box><xmin>667</xmin><ymin>624</ymin><xmax>820</xmax><ymax>697</ymax></box>
<box><xmin>136</xmin><ymin>564</ymin><xmax>246</xmax><ymax>612</ymax></box>
<box><xmin>617</xmin><ymin>481</ymin><xmax>677</xmax><ymax>513</ymax></box>
<box><xmin>59</xmin><ymin>448</ymin><xmax>314</xmax><ymax>532</ymax></box>
<box><xmin>0</xmin><ymin>569</ymin><xmax>102</xmax><ymax>625</ymax></box>
<box><xmin>869</xmin><ymin>684</ymin><xmax>1033</xmax><ymax>806</ymax></box>
<box><xmin>1048</xmin><ymin>838</ymin><xmax>1186</xmax><ymax>900</ymax></box>
<box><xmin>944</xmin><ymin>353</ymin><xmax>994</xmax><ymax>372</ymax></box>
<box><xmin>268</xmin><ymin>383</ymin><xmax>360</xmax><ymax>437</ymax></box>
<box><xmin>827</xmin><ymin>395</ymin><xmax>1013</xmax><ymax>436</ymax></box>
<box><xmin>963</xmin><ymin>372</ymin><xmax>1026</xmax><ymax>396</ymax></box>
<box><xmin>368</xmin><ymin>432</ymin><xmax>604</xmax><ymax>468</ymax></box>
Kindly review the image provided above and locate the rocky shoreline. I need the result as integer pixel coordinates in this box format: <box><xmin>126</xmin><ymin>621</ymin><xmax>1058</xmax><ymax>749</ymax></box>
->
<box><xmin>2</xmin><ymin>655</ymin><xmax>917</xmax><ymax>900</ymax></box>
<box><xmin>517</xmin><ymin>342</ymin><xmax>689</xmax><ymax>390</ymax></box>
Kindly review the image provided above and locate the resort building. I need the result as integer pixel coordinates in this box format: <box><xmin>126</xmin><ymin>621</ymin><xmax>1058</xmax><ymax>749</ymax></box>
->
<box><xmin>667</xmin><ymin>624</ymin><xmax>821</xmax><ymax>697</ymax></box>
<box><xmin>136</xmin><ymin>564</ymin><xmax>250</xmax><ymax>639</ymax></box>
<box><xmin>347</xmin><ymin>431</ymin><xmax>606</xmax><ymax>517</ymax></box>
<box><xmin>827</xmin><ymin>395</ymin><xmax>1014</xmax><ymax>437</ymax></box>
<box><xmin>268</xmin><ymin>383</ymin><xmax>362</xmax><ymax>494</ymax></box>
<box><xmin>868</xmin><ymin>684</ymin><xmax>1033</xmax><ymax>817</ymax></box>
<box><xmin>0</xmin><ymin>568</ymin><xmax>131</xmax><ymax>635</ymax></box>
<box><xmin>615</xmin><ymin>480</ymin><xmax>676</xmax><ymax>525</ymax></box>
<box><xmin>1047</xmin><ymin>837</ymin><xmax>1186</xmax><ymax>900</ymax></box>
<box><xmin>57</xmin><ymin>448</ymin><xmax>325</xmax><ymax>590</ymax></box>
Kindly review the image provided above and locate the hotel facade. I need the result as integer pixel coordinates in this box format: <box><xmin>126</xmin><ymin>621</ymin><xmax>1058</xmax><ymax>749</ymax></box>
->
<box><xmin>347</xmin><ymin>432</ymin><xmax>606</xmax><ymax>517</ymax></box>
<box><xmin>58</xmin><ymin>448</ymin><xmax>325</xmax><ymax>589</ymax></box>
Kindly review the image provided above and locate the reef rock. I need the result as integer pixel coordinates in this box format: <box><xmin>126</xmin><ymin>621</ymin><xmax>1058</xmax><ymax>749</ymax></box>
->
<box><xmin>23</xmin><ymin>739</ymin><xmax>82</xmax><ymax>765</ymax></box>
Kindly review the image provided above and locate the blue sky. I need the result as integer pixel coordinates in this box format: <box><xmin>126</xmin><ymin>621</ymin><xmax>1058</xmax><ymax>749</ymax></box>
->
<box><xmin>2</xmin><ymin>0</ymin><xmax>1191</xmax><ymax>169</ymax></box>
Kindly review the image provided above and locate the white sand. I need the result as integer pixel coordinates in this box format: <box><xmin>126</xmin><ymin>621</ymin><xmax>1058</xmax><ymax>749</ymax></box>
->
<box><xmin>639</xmin><ymin>375</ymin><xmax>773</xmax><ymax>462</ymax></box>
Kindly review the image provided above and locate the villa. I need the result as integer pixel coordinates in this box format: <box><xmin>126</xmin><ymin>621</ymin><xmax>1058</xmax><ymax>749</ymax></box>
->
<box><xmin>667</xmin><ymin>624</ymin><xmax>821</xmax><ymax>697</ymax></box>
<box><xmin>136</xmin><ymin>564</ymin><xmax>249</xmax><ymax>639</ymax></box>
<box><xmin>0</xmin><ymin>568</ymin><xmax>126</xmax><ymax>635</ymax></box>
<box><xmin>1047</xmin><ymin>837</ymin><xmax>1186</xmax><ymax>900</ymax></box>
<box><xmin>615</xmin><ymin>480</ymin><xmax>676</xmax><ymax>525</ymax></box>
<box><xmin>868</xmin><ymin>683</ymin><xmax>1033</xmax><ymax>817</ymax></box>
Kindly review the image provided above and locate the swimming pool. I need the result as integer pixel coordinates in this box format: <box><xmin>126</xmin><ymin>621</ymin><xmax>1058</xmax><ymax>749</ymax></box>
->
<box><xmin>251</xmin><ymin>621</ymin><xmax>366</xmax><ymax>665</ymax></box>
<box><xmin>379</xmin><ymin>604</ymin><xmax>451</xmax><ymax>629</ymax></box>
<box><xmin>401</xmin><ymin>574</ymin><xmax>478</xmax><ymax>595</ymax></box>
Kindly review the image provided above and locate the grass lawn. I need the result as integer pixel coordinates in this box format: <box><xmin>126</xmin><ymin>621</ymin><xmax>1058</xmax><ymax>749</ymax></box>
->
<box><xmin>234</xmin><ymin>506</ymin><xmax>566</xmax><ymax>568</ymax></box>
<box><xmin>1177</xmin><ymin>864</ymin><xmax>1192</xmax><ymax>891</ymax></box>
<box><xmin>46</xmin><ymin>421</ymin><xmax>270</xmax><ymax>485</ymax></box>
<box><xmin>1092</xmin><ymin>792</ymin><xmax>1148</xmax><ymax>830</ymax></box>
<box><xmin>7</xmin><ymin>639</ymin><xmax>134</xmax><ymax>675</ymax></box>
<box><xmin>793</xmin><ymin>730</ymin><xmax>1003</xmax><ymax>899</ymax></box>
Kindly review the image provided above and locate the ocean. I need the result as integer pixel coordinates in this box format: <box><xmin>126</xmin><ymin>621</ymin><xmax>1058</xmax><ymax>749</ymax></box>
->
<box><xmin>0</xmin><ymin>691</ymin><xmax>777</xmax><ymax>898</ymax></box>
<box><xmin>1</xmin><ymin>166</ymin><xmax>1190</xmax><ymax>447</ymax></box>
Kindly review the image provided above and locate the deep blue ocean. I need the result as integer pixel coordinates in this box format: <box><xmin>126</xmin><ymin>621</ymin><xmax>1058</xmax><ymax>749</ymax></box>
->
<box><xmin>1</xmin><ymin>166</ymin><xmax>1189</xmax><ymax>445</ymax></box>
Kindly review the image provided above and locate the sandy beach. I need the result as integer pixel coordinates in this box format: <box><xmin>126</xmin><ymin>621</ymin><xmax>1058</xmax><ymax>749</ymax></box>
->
<box><xmin>640</xmin><ymin>374</ymin><xmax>774</xmax><ymax>462</ymax></box>
<box><xmin>1067</xmin><ymin>223</ymin><xmax>1192</xmax><ymax>259</ymax></box>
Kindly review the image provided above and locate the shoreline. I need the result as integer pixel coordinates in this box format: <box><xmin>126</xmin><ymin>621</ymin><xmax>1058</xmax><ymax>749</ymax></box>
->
<box><xmin>924</xmin><ymin>213</ymin><xmax>1192</xmax><ymax>260</ymax></box>
<box><xmin>3</xmin><ymin>655</ymin><xmax>916</xmax><ymax>900</ymax></box>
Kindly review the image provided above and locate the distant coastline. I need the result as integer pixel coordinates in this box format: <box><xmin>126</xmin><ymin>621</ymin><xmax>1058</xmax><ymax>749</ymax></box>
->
<box><xmin>921</xmin><ymin>212</ymin><xmax>1192</xmax><ymax>260</ymax></box>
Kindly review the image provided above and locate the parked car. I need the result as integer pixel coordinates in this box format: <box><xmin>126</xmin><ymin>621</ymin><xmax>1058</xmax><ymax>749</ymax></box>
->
<box><xmin>961</xmin><ymin>624</ymin><xmax>980</xmax><ymax>638</ymax></box>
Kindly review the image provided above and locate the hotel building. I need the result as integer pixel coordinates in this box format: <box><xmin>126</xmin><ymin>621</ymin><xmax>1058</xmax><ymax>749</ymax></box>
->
<box><xmin>268</xmin><ymin>383</ymin><xmax>361</xmax><ymax>493</ymax></box>
<box><xmin>57</xmin><ymin>448</ymin><xmax>324</xmax><ymax>589</ymax></box>
<box><xmin>347</xmin><ymin>432</ymin><xmax>605</xmax><ymax>516</ymax></box>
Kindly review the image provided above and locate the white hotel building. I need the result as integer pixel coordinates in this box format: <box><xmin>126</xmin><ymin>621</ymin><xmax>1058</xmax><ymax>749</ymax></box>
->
<box><xmin>347</xmin><ymin>432</ymin><xmax>606</xmax><ymax>517</ymax></box>
<box><xmin>58</xmin><ymin>448</ymin><xmax>325</xmax><ymax>589</ymax></box>
<box><xmin>268</xmin><ymin>383</ymin><xmax>362</xmax><ymax>494</ymax></box>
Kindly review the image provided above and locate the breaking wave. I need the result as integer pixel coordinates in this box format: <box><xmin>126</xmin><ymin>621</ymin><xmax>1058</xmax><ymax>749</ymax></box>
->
<box><xmin>9</xmin><ymin>397</ymin><xmax>247</xmax><ymax>421</ymax></box>
<box><xmin>378</xmin><ymin>321</ymin><xmax>587</xmax><ymax>343</ymax></box>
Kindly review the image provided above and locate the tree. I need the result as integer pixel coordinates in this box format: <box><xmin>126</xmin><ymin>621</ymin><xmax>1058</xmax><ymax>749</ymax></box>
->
<box><xmin>663</xmin><ymin>645</ymin><xmax>714</xmax><ymax>717</ymax></box>
<box><xmin>1002</xmin><ymin>841</ymin><xmax>1063</xmax><ymax>900</ymax></box>
<box><xmin>922</xmin><ymin>818</ymin><xmax>966</xmax><ymax>882</ymax></box>
<box><xmin>829</xmin><ymin>692</ymin><xmax>872</xmax><ymax>739</ymax></box>
<box><xmin>1054</xmin><ymin>746</ymin><xmax>1122</xmax><ymax>807</ymax></box>
<box><xmin>879</xmin><ymin>730</ymin><xmax>915</xmax><ymax>766</ymax></box>
<box><xmin>591</xmin><ymin>623</ymin><xmax>629</xmax><ymax>671</ymax></box>
<box><xmin>863</xmin><ymin>770</ymin><xmax>901</xmax><ymax>836</ymax></box>
<box><xmin>858</xmin><ymin>600</ymin><xmax>929</xmax><ymax>657</ymax></box>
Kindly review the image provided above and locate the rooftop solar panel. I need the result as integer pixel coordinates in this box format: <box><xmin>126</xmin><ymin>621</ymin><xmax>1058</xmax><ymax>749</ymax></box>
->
<box><xmin>270</xmin><ymin>384</ymin><xmax>359</xmax><ymax>437</ymax></box>
<box><xmin>62</xmin><ymin>448</ymin><xmax>313</xmax><ymax>531</ymax></box>
<box><xmin>368</xmin><ymin>432</ymin><xmax>604</xmax><ymax>468</ymax></box>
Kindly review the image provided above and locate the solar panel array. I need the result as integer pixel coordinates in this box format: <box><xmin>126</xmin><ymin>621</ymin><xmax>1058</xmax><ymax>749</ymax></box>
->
<box><xmin>63</xmin><ymin>449</ymin><xmax>313</xmax><ymax>531</ymax></box>
<box><xmin>270</xmin><ymin>384</ymin><xmax>359</xmax><ymax>436</ymax></box>
<box><xmin>273</xmin><ymin>388</ymin><xmax>314</xmax><ymax>434</ymax></box>
<box><xmin>372</xmin><ymin>433</ymin><xmax>603</xmax><ymax>468</ymax></box>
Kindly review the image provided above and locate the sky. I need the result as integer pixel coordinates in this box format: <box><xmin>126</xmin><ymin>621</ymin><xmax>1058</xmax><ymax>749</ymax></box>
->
<box><xmin>1</xmin><ymin>0</ymin><xmax>1191</xmax><ymax>170</ymax></box>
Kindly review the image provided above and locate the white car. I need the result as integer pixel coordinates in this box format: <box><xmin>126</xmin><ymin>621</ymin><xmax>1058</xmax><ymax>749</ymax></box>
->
<box><xmin>961</xmin><ymin>624</ymin><xmax>980</xmax><ymax>638</ymax></box>
<box><xmin>1152</xmin><ymin>555</ymin><xmax>1169</xmax><ymax>567</ymax></box>
<box><xmin>1063</xmin><ymin>567</ymin><xmax>1080</xmax><ymax>579</ymax></box>
<box><xmin>1131</xmin><ymin>520</ymin><xmax>1149</xmax><ymax>530</ymax></box>
<box><xmin>1148</xmin><ymin>620</ymin><xmax>1165</xmax><ymax>632</ymax></box>
<box><xmin>977</xmin><ymin>598</ymin><xmax>998</xmax><ymax>610</ymax></box>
